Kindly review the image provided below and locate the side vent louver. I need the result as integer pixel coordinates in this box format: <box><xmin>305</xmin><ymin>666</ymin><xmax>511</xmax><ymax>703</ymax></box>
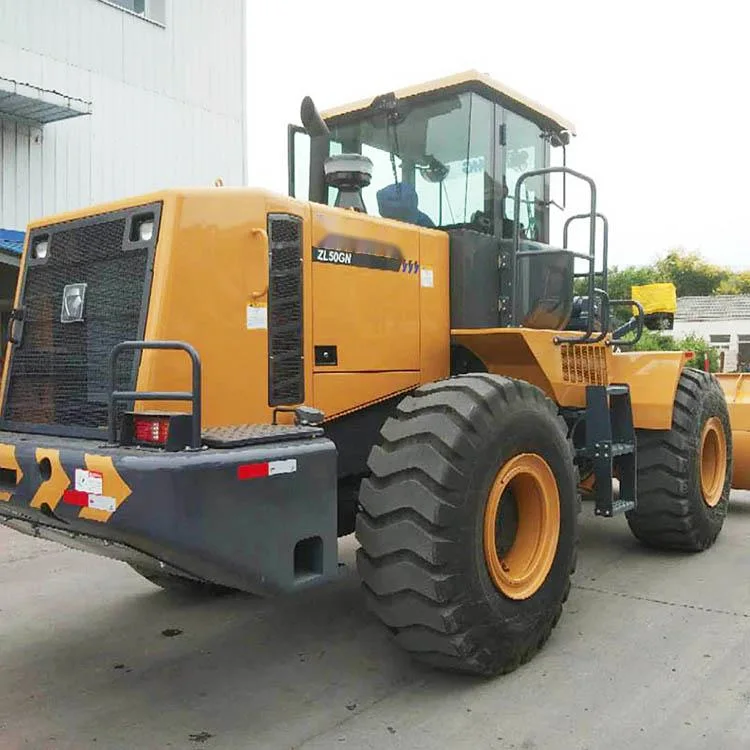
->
<box><xmin>267</xmin><ymin>213</ymin><xmax>304</xmax><ymax>406</ymax></box>
<box><xmin>561</xmin><ymin>344</ymin><xmax>607</xmax><ymax>385</ymax></box>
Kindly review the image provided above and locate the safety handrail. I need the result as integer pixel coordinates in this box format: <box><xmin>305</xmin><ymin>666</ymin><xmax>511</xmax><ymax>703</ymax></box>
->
<box><xmin>108</xmin><ymin>341</ymin><xmax>202</xmax><ymax>449</ymax></box>
<box><xmin>564</xmin><ymin>212</ymin><xmax>609</xmax><ymax>291</ymax></box>
<box><xmin>609</xmin><ymin>300</ymin><xmax>645</xmax><ymax>347</ymax></box>
<box><xmin>587</xmin><ymin>288</ymin><xmax>611</xmax><ymax>345</ymax></box>
<box><xmin>510</xmin><ymin>166</ymin><xmax>599</xmax><ymax>345</ymax></box>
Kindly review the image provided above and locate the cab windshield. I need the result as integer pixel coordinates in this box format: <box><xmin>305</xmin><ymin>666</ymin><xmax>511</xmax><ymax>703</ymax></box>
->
<box><xmin>319</xmin><ymin>91</ymin><xmax>550</xmax><ymax>240</ymax></box>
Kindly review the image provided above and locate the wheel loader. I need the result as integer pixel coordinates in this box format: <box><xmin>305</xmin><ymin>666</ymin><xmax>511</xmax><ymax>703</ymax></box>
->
<box><xmin>0</xmin><ymin>70</ymin><xmax>744</xmax><ymax>676</ymax></box>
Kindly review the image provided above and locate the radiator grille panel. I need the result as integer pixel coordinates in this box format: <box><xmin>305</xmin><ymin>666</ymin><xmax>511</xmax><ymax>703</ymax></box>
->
<box><xmin>3</xmin><ymin>207</ymin><xmax>157</xmax><ymax>434</ymax></box>
<box><xmin>561</xmin><ymin>344</ymin><xmax>607</xmax><ymax>385</ymax></box>
<box><xmin>268</xmin><ymin>213</ymin><xmax>304</xmax><ymax>405</ymax></box>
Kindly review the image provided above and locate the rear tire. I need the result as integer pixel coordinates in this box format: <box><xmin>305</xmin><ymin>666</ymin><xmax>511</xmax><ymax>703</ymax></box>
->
<box><xmin>626</xmin><ymin>368</ymin><xmax>732</xmax><ymax>551</ymax></box>
<box><xmin>355</xmin><ymin>375</ymin><xmax>579</xmax><ymax>676</ymax></box>
<box><xmin>129</xmin><ymin>563</ymin><xmax>234</xmax><ymax>596</ymax></box>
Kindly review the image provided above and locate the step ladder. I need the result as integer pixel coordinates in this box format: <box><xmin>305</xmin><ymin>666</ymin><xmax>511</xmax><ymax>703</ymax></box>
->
<box><xmin>579</xmin><ymin>384</ymin><xmax>637</xmax><ymax>517</ymax></box>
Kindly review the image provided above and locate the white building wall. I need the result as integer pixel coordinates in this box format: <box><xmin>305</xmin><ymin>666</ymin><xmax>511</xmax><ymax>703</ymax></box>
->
<box><xmin>673</xmin><ymin>318</ymin><xmax>750</xmax><ymax>371</ymax></box>
<box><xmin>0</xmin><ymin>0</ymin><xmax>246</xmax><ymax>231</ymax></box>
<box><xmin>672</xmin><ymin>319</ymin><xmax>750</xmax><ymax>340</ymax></box>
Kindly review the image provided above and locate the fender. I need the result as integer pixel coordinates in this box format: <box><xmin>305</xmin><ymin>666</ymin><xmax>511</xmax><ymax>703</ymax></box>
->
<box><xmin>452</xmin><ymin>328</ymin><xmax>691</xmax><ymax>430</ymax></box>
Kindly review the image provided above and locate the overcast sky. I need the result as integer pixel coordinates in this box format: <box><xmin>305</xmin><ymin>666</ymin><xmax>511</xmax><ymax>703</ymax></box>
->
<box><xmin>246</xmin><ymin>0</ymin><xmax>749</xmax><ymax>270</ymax></box>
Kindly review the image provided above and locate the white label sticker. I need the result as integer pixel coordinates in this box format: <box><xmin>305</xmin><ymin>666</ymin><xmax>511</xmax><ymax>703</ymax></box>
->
<box><xmin>247</xmin><ymin>304</ymin><xmax>268</xmax><ymax>330</ymax></box>
<box><xmin>75</xmin><ymin>469</ymin><xmax>103</xmax><ymax>495</ymax></box>
<box><xmin>87</xmin><ymin>494</ymin><xmax>116</xmax><ymax>512</ymax></box>
<box><xmin>268</xmin><ymin>459</ymin><xmax>297</xmax><ymax>476</ymax></box>
<box><xmin>420</xmin><ymin>267</ymin><xmax>434</xmax><ymax>288</ymax></box>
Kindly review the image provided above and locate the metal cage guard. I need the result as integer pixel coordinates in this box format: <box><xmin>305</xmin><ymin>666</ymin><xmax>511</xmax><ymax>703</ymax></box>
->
<box><xmin>511</xmin><ymin>166</ymin><xmax>598</xmax><ymax>345</ymax></box>
<box><xmin>108</xmin><ymin>341</ymin><xmax>203</xmax><ymax>449</ymax></box>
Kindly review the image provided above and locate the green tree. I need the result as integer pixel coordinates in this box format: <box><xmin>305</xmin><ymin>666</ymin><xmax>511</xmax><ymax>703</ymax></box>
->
<box><xmin>653</xmin><ymin>250</ymin><xmax>728</xmax><ymax>297</ymax></box>
<box><xmin>574</xmin><ymin>249</ymin><xmax>749</xmax><ymax>332</ymax></box>
<box><xmin>716</xmin><ymin>271</ymin><xmax>750</xmax><ymax>295</ymax></box>
<box><xmin>606</xmin><ymin>265</ymin><xmax>657</xmax><ymax>301</ymax></box>
<box><xmin>630</xmin><ymin>329</ymin><xmax>676</xmax><ymax>352</ymax></box>
<box><xmin>677</xmin><ymin>333</ymin><xmax>720</xmax><ymax>372</ymax></box>
<box><xmin>597</xmin><ymin>249</ymin><xmax>741</xmax><ymax>300</ymax></box>
<box><xmin>627</xmin><ymin>330</ymin><xmax>719</xmax><ymax>372</ymax></box>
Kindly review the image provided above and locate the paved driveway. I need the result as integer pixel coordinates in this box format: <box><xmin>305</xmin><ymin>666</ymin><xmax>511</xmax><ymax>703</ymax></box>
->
<box><xmin>2</xmin><ymin>494</ymin><xmax>750</xmax><ymax>749</ymax></box>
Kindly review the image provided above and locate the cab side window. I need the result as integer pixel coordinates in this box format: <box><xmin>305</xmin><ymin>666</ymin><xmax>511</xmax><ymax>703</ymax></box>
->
<box><xmin>503</xmin><ymin>110</ymin><xmax>548</xmax><ymax>242</ymax></box>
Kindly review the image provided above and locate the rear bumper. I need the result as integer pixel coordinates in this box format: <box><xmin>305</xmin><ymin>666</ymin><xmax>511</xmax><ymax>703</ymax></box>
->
<box><xmin>0</xmin><ymin>431</ymin><xmax>338</xmax><ymax>595</ymax></box>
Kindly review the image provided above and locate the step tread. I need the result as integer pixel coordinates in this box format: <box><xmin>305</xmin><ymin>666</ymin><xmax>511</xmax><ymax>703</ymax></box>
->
<box><xmin>595</xmin><ymin>499</ymin><xmax>636</xmax><ymax>517</ymax></box>
<box><xmin>611</xmin><ymin>442</ymin><xmax>634</xmax><ymax>456</ymax></box>
<box><xmin>606</xmin><ymin>385</ymin><xmax>630</xmax><ymax>396</ymax></box>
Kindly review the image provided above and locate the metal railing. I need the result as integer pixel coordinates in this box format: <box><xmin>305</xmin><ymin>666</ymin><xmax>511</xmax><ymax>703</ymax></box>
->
<box><xmin>610</xmin><ymin>300</ymin><xmax>645</xmax><ymax>347</ymax></box>
<box><xmin>108</xmin><ymin>341</ymin><xmax>202</xmax><ymax>449</ymax></box>
<box><xmin>564</xmin><ymin>211</ymin><xmax>609</xmax><ymax>291</ymax></box>
<box><xmin>511</xmin><ymin>166</ymin><xmax>599</xmax><ymax>345</ymax></box>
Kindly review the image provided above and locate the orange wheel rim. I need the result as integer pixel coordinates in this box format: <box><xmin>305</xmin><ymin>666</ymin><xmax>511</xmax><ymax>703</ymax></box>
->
<box><xmin>700</xmin><ymin>417</ymin><xmax>727</xmax><ymax>508</ymax></box>
<box><xmin>483</xmin><ymin>453</ymin><xmax>560</xmax><ymax>600</ymax></box>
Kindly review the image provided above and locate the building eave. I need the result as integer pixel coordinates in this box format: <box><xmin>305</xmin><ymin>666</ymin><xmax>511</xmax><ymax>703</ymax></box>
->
<box><xmin>0</xmin><ymin>76</ymin><xmax>91</xmax><ymax>126</ymax></box>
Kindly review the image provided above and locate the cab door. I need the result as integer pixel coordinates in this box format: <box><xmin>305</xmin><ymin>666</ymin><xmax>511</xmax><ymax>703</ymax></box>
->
<box><xmin>310</xmin><ymin>206</ymin><xmax>422</xmax><ymax>417</ymax></box>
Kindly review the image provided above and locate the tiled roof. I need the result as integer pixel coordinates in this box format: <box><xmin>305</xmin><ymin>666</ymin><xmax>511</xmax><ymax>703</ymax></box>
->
<box><xmin>676</xmin><ymin>295</ymin><xmax>750</xmax><ymax>321</ymax></box>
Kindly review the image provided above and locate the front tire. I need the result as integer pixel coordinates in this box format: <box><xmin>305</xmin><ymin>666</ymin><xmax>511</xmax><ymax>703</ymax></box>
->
<box><xmin>355</xmin><ymin>375</ymin><xmax>579</xmax><ymax>676</ymax></box>
<box><xmin>626</xmin><ymin>368</ymin><xmax>732</xmax><ymax>551</ymax></box>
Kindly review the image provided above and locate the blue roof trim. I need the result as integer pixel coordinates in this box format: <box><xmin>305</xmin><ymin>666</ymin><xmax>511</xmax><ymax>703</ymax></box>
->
<box><xmin>0</xmin><ymin>229</ymin><xmax>24</xmax><ymax>256</ymax></box>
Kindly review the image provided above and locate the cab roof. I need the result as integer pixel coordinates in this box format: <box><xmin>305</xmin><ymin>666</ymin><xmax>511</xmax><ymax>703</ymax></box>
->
<box><xmin>320</xmin><ymin>69</ymin><xmax>576</xmax><ymax>136</ymax></box>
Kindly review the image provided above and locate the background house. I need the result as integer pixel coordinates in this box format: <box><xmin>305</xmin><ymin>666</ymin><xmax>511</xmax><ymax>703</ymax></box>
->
<box><xmin>0</xmin><ymin>0</ymin><xmax>247</xmax><ymax>343</ymax></box>
<box><xmin>673</xmin><ymin>295</ymin><xmax>750</xmax><ymax>371</ymax></box>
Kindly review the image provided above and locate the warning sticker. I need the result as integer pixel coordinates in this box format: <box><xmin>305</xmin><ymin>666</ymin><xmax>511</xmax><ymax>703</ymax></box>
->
<box><xmin>420</xmin><ymin>267</ymin><xmax>434</xmax><ymax>288</ymax></box>
<box><xmin>75</xmin><ymin>469</ymin><xmax>103</xmax><ymax>495</ymax></box>
<box><xmin>87</xmin><ymin>495</ymin><xmax>116</xmax><ymax>512</ymax></box>
<box><xmin>247</xmin><ymin>304</ymin><xmax>268</xmax><ymax>330</ymax></box>
<box><xmin>268</xmin><ymin>459</ymin><xmax>297</xmax><ymax>476</ymax></box>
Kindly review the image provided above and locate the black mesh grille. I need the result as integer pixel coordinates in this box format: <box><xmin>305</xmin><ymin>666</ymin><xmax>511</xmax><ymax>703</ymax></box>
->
<box><xmin>270</xmin><ymin>219</ymin><xmax>300</xmax><ymax>244</ymax></box>
<box><xmin>268</xmin><ymin>213</ymin><xmax>303</xmax><ymax>406</ymax></box>
<box><xmin>3</xmin><ymin>208</ymin><xmax>157</xmax><ymax>434</ymax></box>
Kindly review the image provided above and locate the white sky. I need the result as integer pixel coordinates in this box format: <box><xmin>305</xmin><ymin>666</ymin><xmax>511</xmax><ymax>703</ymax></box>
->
<box><xmin>246</xmin><ymin>0</ymin><xmax>749</xmax><ymax>270</ymax></box>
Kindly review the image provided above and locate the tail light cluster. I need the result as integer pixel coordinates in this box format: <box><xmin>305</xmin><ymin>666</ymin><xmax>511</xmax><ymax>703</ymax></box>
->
<box><xmin>120</xmin><ymin>412</ymin><xmax>194</xmax><ymax>451</ymax></box>
<box><xmin>133</xmin><ymin>416</ymin><xmax>170</xmax><ymax>445</ymax></box>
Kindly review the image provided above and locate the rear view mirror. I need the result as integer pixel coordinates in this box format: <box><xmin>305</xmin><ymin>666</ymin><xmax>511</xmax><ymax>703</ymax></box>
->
<box><xmin>549</xmin><ymin>131</ymin><xmax>571</xmax><ymax>148</ymax></box>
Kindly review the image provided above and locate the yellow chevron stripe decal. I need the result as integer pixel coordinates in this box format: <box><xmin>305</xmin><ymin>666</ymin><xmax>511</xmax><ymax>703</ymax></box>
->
<box><xmin>0</xmin><ymin>443</ymin><xmax>23</xmax><ymax>502</ymax></box>
<box><xmin>29</xmin><ymin>449</ymin><xmax>70</xmax><ymax>511</ymax></box>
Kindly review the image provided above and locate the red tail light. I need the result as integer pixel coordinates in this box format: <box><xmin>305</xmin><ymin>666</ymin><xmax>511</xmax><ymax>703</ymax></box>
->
<box><xmin>133</xmin><ymin>415</ymin><xmax>170</xmax><ymax>445</ymax></box>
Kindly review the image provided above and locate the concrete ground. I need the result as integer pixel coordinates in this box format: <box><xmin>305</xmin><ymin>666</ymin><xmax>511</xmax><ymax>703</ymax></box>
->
<box><xmin>2</xmin><ymin>495</ymin><xmax>750</xmax><ymax>750</ymax></box>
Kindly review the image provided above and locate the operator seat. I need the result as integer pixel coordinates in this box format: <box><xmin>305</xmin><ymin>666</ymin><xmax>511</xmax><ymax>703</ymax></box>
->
<box><xmin>376</xmin><ymin>183</ymin><xmax>435</xmax><ymax>228</ymax></box>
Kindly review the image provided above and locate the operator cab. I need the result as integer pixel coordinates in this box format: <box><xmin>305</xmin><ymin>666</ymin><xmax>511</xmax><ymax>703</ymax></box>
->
<box><xmin>289</xmin><ymin>72</ymin><xmax>600</xmax><ymax>334</ymax></box>
<box><xmin>292</xmin><ymin>70</ymin><xmax>574</xmax><ymax>241</ymax></box>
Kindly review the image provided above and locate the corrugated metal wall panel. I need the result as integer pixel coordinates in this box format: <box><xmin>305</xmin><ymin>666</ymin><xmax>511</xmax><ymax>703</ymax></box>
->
<box><xmin>40</xmin><ymin>121</ymin><xmax>56</xmax><ymax>219</ymax></box>
<box><xmin>28</xmin><ymin>128</ymin><xmax>43</xmax><ymax>221</ymax></box>
<box><xmin>0</xmin><ymin>0</ymin><xmax>246</xmax><ymax>232</ymax></box>
<box><xmin>14</xmin><ymin>125</ymin><xmax>30</xmax><ymax>224</ymax></box>
<box><xmin>1</xmin><ymin>120</ymin><xmax>17</xmax><ymax>223</ymax></box>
